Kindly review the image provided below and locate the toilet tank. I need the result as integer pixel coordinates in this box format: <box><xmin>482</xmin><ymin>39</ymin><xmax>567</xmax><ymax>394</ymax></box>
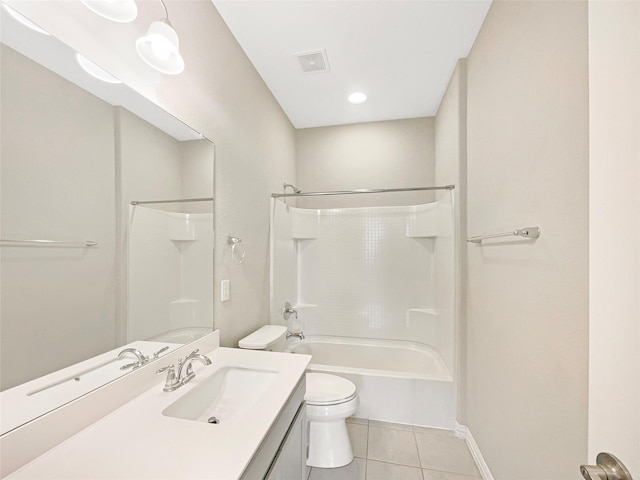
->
<box><xmin>238</xmin><ymin>325</ymin><xmax>287</xmax><ymax>351</ymax></box>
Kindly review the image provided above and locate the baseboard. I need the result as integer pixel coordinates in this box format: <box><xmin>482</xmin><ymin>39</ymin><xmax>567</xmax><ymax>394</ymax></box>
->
<box><xmin>455</xmin><ymin>422</ymin><xmax>495</xmax><ymax>480</ymax></box>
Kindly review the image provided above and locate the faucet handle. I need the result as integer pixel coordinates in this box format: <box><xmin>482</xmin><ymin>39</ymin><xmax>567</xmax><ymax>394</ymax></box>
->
<box><xmin>120</xmin><ymin>362</ymin><xmax>139</xmax><ymax>371</ymax></box>
<box><xmin>152</xmin><ymin>346</ymin><xmax>170</xmax><ymax>359</ymax></box>
<box><xmin>283</xmin><ymin>302</ymin><xmax>298</xmax><ymax>320</ymax></box>
<box><xmin>157</xmin><ymin>364</ymin><xmax>180</xmax><ymax>392</ymax></box>
<box><xmin>156</xmin><ymin>364</ymin><xmax>174</xmax><ymax>374</ymax></box>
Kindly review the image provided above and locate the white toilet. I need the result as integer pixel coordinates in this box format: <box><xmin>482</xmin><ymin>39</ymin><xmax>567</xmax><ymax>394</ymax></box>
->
<box><xmin>239</xmin><ymin>325</ymin><xmax>359</xmax><ymax>468</ymax></box>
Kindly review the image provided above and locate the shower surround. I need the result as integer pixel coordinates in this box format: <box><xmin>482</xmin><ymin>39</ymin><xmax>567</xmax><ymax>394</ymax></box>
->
<box><xmin>271</xmin><ymin>192</ymin><xmax>456</xmax><ymax>427</ymax></box>
<box><xmin>128</xmin><ymin>206</ymin><xmax>213</xmax><ymax>343</ymax></box>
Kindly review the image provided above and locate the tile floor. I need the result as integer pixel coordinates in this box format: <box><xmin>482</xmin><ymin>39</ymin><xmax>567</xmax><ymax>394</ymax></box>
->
<box><xmin>308</xmin><ymin>418</ymin><xmax>481</xmax><ymax>480</ymax></box>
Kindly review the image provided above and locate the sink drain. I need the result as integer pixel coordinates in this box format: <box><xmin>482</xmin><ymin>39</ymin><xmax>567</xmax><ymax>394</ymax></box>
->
<box><xmin>207</xmin><ymin>417</ymin><xmax>220</xmax><ymax>424</ymax></box>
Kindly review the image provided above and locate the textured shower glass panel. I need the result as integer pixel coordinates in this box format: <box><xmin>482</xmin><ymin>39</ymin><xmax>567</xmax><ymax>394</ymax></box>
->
<box><xmin>298</xmin><ymin>205</ymin><xmax>435</xmax><ymax>342</ymax></box>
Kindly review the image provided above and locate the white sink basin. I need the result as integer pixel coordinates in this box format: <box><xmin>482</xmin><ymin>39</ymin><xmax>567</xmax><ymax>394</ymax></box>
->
<box><xmin>162</xmin><ymin>367</ymin><xmax>278</xmax><ymax>424</ymax></box>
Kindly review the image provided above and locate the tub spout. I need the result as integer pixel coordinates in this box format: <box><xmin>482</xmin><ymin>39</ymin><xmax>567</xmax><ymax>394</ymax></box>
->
<box><xmin>287</xmin><ymin>330</ymin><xmax>305</xmax><ymax>341</ymax></box>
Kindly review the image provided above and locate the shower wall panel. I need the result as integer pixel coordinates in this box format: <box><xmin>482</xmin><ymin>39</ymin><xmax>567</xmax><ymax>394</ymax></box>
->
<box><xmin>296</xmin><ymin>204</ymin><xmax>446</xmax><ymax>344</ymax></box>
<box><xmin>270</xmin><ymin>196</ymin><xmax>454</xmax><ymax>365</ymax></box>
<box><xmin>128</xmin><ymin>206</ymin><xmax>213</xmax><ymax>341</ymax></box>
<box><xmin>270</xmin><ymin>200</ymin><xmax>299</xmax><ymax>331</ymax></box>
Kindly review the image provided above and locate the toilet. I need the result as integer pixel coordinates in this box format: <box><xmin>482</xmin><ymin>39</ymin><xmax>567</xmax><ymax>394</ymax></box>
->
<box><xmin>239</xmin><ymin>325</ymin><xmax>359</xmax><ymax>468</ymax></box>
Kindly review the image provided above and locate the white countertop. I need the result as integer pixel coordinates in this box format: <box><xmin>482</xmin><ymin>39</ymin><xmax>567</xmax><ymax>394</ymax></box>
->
<box><xmin>6</xmin><ymin>347</ymin><xmax>311</xmax><ymax>480</ymax></box>
<box><xmin>0</xmin><ymin>340</ymin><xmax>181</xmax><ymax>435</ymax></box>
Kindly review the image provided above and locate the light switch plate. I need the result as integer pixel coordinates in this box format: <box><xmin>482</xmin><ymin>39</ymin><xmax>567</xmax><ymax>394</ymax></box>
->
<box><xmin>221</xmin><ymin>279</ymin><xmax>230</xmax><ymax>302</ymax></box>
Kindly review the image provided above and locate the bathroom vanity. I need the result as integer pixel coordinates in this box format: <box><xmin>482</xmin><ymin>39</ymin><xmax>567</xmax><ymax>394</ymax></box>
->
<box><xmin>2</xmin><ymin>333</ymin><xmax>311</xmax><ymax>479</ymax></box>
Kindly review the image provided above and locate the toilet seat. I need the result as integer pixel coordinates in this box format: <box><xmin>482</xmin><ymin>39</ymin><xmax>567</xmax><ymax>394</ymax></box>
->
<box><xmin>237</xmin><ymin>328</ymin><xmax>359</xmax><ymax>469</ymax></box>
<box><xmin>305</xmin><ymin>373</ymin><xmax>357</xmax><ymax>406</ymax></box>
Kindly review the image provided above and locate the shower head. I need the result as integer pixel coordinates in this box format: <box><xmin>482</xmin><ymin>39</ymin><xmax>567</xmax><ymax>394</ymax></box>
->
<box><xmin>283</xmin><ymin>183</ymin><xmax>301</xmax><ymax>194</ymax></box>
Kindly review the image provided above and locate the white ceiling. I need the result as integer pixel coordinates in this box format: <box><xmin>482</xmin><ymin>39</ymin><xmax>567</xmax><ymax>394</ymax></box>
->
<box><xmin>213</xmin><ymin>1</ymin><xmax>491</xmax><ymax>129</ymax></box>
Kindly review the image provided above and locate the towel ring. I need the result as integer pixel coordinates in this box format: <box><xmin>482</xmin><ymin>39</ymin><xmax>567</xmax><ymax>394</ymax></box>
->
<box><xmin>227</xmin><ymin>236</ymin><xmax>245</xmax><ymax>265</ymax></box>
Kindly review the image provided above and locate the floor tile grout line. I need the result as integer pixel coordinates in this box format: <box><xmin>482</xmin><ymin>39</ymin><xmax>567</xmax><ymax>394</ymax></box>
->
<box><xmin>422</xmin><ymin>466</ymin><xmax>483</xmax><ymax>478</ymax></box>
<box><xmin>412</xmin><ymin>426</ymin><xmax>424</xmax><ymax>470</ymax></box>
<box><xmin>365</xmin><ymin>450</ymin><xmax>423</xmax><ymax>469</ymax></box>
<box><xmin>364</xmin><ymin>423</ymin><xmax>368</xmax><ymax>479</ymax></box>
<box><xmin>366</xmin><ymin>458</ymin><xmax>426</xmax><ymax>469</ymax></box>
<box><xmin>368</xmin><ymin>421</ymin><xmax>414</xmax><ymax>432</ymax></box>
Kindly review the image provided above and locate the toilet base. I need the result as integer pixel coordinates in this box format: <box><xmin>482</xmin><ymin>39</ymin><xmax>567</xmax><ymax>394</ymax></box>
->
<box><xmin>307</xmin><ymin>418</ymin><xmax>354</xmax><ymax>468</ymax></box>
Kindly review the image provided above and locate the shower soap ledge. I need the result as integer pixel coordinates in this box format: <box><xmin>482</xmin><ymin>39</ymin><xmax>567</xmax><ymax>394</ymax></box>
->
<box><xmin>291</xmin><ymin>208</ymin><xmax>319</xmax><ymax>239</ymax></box>
<box><xmin>406</xmin><ymin>200</ymin><xmax>446</xmax><ymax>237</ymax></box>
<box><xmin>167</xmin><ymin>213</ymin><xmax>197</xmax><ymax>240</ymax></box>
<box><xmin>407</xmin><ymin>308</ymin><xmax>438</xmax><ymax>316</ymax></box>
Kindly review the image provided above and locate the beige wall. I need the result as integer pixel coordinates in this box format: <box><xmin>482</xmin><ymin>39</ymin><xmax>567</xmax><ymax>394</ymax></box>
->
<box><xmin>9</xmin><ymin>1</ymin><xmax>297</xmax><ymax>348</ymax></box>
<box><xmin>588</xmin><ymin>0</ymin><xmax>640</xmax><ymax>473</ymax></box>
<box><xmin>180</xmin><ymin>139</ymin><xmax>216</xmax><ymax>215</ymax></box>
<box><xmin>118</xmin><ymin>107</ymin><xmax>184</xmax><ymax>212</ymax></box>
<box><xmin>0</xmin><ymin>45</ymin><xmax>117</xmax><ymax>389</ymax></box>
<box><xmin>465</xmin><ymin>1</ymin><xmax>589</xmax><ymax>478</ymax></box>
<box><xmin>295</xmin><ymin>118</ymin><xmax>435</xmax><ymax>208</ymax></box>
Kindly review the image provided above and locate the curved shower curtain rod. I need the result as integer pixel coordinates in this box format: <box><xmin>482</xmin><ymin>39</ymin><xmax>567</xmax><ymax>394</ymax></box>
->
<box><xmin>271</xmin><ymin>185</ymin><xmax>454</xmax><ymax>198</ymax></box>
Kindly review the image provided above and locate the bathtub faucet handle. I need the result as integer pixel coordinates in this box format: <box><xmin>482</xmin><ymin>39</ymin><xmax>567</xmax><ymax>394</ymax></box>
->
<box><xmin>283</xmin><ymin>302</ymin><xmax>298</xmax><ymax>320</ymax></box>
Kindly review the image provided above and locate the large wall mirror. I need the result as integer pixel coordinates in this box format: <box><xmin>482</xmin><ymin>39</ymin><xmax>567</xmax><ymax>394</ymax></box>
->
<box><xmin>0</xmin><ymin>7</ymin><xmax>215</xmax><ymax>435</ymax></box>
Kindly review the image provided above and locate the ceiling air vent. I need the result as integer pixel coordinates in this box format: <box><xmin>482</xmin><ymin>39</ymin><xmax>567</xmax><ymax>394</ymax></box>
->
<box><xmin>296</xmin><ymin>49</ymin><xmax>330</xmax><ymax>73</ymax></box>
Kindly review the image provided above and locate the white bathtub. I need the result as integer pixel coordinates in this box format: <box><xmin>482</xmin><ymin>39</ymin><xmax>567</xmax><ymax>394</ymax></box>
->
<box><xmin>286</xmin><ymin>336</ymin><xmax>456</xmax><ymax>428</ymax></box>
<box><xmin>148</xmin><ymin>327</ymin><xmax>211</xmax><ymax>344</ymax></box>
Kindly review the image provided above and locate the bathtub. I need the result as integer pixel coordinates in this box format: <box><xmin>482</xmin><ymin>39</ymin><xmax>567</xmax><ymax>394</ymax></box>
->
<box><xmin>148</xmin><ymin>327</ymin><xmax>211</xmax><ymax>344</ymax></box>
<box><xmin>286</xmin><ymin>336</ymin><xmax>456</xmax><ymax>428</ymax></box>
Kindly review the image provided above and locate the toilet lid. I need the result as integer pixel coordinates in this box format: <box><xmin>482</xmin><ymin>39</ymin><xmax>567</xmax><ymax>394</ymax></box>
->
<box><xmin>238</xmin><ymin>325</ymin><xmax>287</xmax><ymax>349</ymax></box>
<box><xmin>305</xmin><ymin>373</ymin><xmax>357</xmax><ymax>405</ymax></box>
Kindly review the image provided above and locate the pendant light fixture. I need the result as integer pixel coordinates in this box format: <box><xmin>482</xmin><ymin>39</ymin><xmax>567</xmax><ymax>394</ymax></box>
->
<box><xmin>135</xmin><ymin>0</ymin><xmax>184</xmax><ymax>75</ymax></box>
<box><xmin>81</xmin><ymin>0</ymin><xmax>138</xmax><ymax>23</ymax></box>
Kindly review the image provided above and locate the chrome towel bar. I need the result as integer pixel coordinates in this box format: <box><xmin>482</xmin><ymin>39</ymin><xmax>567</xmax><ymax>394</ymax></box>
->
<box><xmin>0</xmin><ymin>238</ymin><xmax>98</xmax><ymax>247</ymax></box>
<box><xmin>467</xmin><ymin>226</ymin><xmax>540</xmax><ymax>244</ymax></box>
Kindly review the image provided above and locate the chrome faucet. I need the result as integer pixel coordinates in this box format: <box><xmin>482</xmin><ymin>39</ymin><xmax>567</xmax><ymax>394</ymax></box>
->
<box><xmin>283</xmin><ymin>302</ymin><xmax>303</xmax><ymax>340</ymax></box>
<box><xmin>286</xmin><ymin>330</ymin><xmax>305</xmax><ymax>341</ymax></box>
<box><xmin>118</xmin><ymin>348</ymin><xmax>149</xmax><ymax>369</ymax></box>
<box><xmin>177</xmin><ymin>349</ymin><xmax>212</xmax><ymax>386</ymax></box>
<box><xmin>157</xmin><ymin>349</ymin><xmax>212</xmax><ymax>392</ymax></box>
<box><xmin>120</xmin><ymin>346</ymin><xmax>170</xmax><ymax>371</ymax></box>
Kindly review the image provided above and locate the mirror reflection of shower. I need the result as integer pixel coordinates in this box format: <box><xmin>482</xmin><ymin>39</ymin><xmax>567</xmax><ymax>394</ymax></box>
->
<box><xmin>128</xmin><ymin>198</ymin><xmax>213</xmax><ymax>345</ymax></box>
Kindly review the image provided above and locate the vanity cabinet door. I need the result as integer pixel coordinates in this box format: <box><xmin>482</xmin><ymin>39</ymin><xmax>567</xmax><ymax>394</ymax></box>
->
<box><xmin>265</xmin><ymin>406</ymin><xmax>305</xmax><ymax>480</ymax></box>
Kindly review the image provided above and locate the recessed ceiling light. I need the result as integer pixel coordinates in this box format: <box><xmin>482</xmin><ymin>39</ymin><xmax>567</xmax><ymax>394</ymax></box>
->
<box><xmin>348</xmin><ymin>92</ymin><xmax>368</xmax><ymax>105</ymax></box>
<box><xmin>2</xmin><ymin>4</ymin><xmax>51</xmax><ymax>35</ymax></box>
<box><xmin>76</xmin><ymin>54</ymin><xmax>122</xmax><ymax>84</ymax></box>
